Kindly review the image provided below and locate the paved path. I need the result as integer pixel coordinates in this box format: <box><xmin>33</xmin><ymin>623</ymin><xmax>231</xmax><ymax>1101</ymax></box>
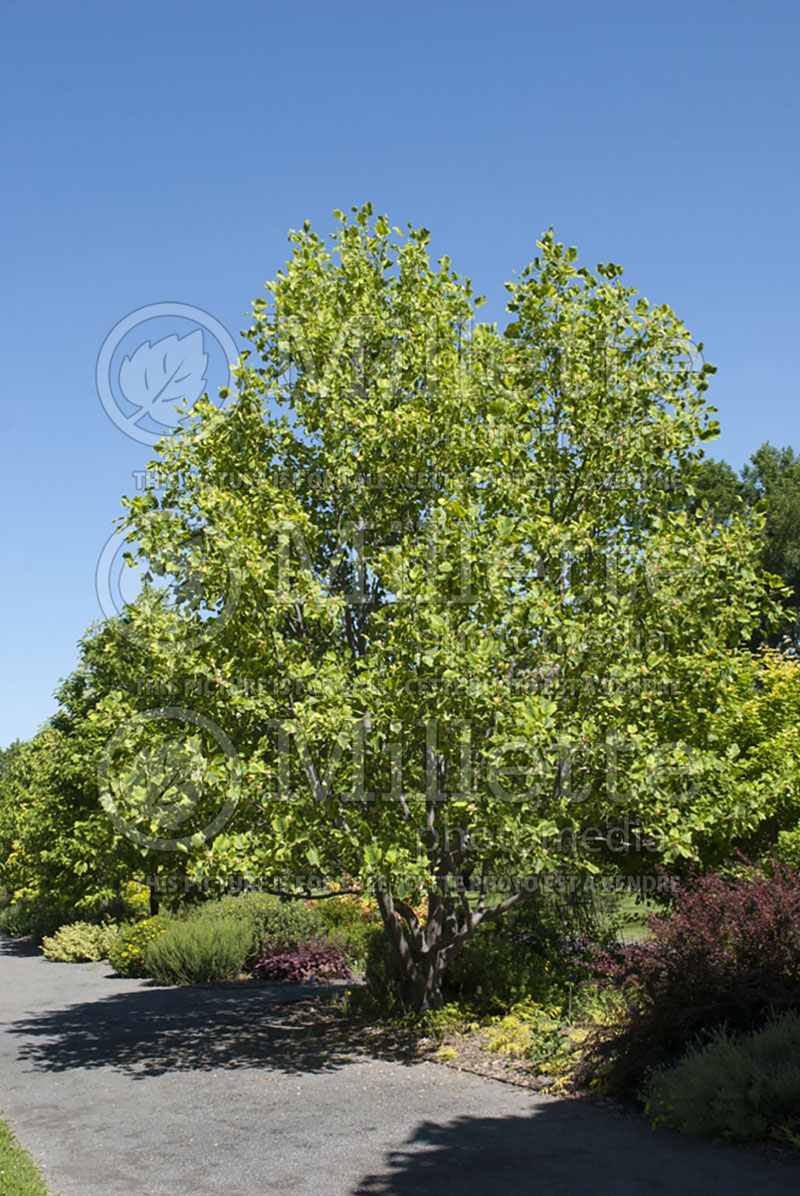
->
<box><xmin>2</xmin><ymin>936</ymin><xmax>800</xmax><ymax>1196</ymax></box>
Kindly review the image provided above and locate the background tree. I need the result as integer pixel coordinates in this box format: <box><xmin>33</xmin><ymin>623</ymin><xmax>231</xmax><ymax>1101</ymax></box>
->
<box><xmin>681</xmin><ymin>456</ymin><xmax>742</xmax><ymax>522</ymax></box>
<box><xmin>682</xmin><ymin>443</ymin><xmax>800</xmax><ymax>647</ymax></box>
<box><xmin>0</xmin><ymin>598</ymin><xmax>237</xmax><ymax>917</ymax></box>
<box><xmin>741</xmin><ymin>444</ymin><xmax>800</xmax><ymax>645</ymax></box>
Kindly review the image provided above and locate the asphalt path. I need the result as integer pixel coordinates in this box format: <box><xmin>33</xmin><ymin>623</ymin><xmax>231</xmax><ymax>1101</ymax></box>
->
<box><xmin>2</xmin><ymin>935</ymin><xmax>800</xmax><ymax>1196</ymax></box>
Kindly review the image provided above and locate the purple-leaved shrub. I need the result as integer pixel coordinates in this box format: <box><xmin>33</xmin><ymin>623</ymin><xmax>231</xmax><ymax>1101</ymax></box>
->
<box><xmin>579</xmin><ymin>857</ymin><xmax>800</xmax><ymax>1096</ymax></box>
<box><xmin>253</xmin><ymin>939</ymin><xmax>353</xmax><ymax>984</ymax></box>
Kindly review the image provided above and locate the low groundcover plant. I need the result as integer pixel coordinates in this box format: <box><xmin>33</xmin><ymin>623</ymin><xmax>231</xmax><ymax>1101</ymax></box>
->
<box><xmin>642</xmin><ymin>1010</ymin><xmax>800</xmax><ymax>1144</ymax></box>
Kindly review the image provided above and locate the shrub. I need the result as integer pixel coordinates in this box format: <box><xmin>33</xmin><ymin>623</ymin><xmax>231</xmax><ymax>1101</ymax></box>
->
<box><xmin>355</xmin><ymin>924</ymin><xmax>407</xmax><ymax>1016</ymax></box>
<box><xmin>253</xmin><ymin>939</ymin><xmax>352</xmax><ymax>984</ymax></box>
<box><xmin>579</xmin><ymin>857</ymin><xmax>800</xmax><ymax>1096</ymax></box>
<box><xmin>108</xmin><ymin>915</ymin><xmax>174</xmax><ymax>978</ymax></box>
<box><xmin>0</xmin><ymin>888</ymin><xmax>149</xmax><ymax>943</ymax></box>
<box><xmin>484</xmin><ymin>998</ymin><xmax>566</xmax><ymax>1059</ymax></box>
<box><xmin>196</xmin><ymin>892</ymin><xmax>325</xmax><ymax>960</ymax></box>
<box><xmin>419</xmin><ymin>1002</ymin><xmax>482</xmax><ymax>1037</ymax></box>
<box><xmin>145</xmin><ymin>917</ymin><xmax>253</xmax><ymax>985</ymax></box>
<box><xmin>0</xmin><ymin>896</ymin><xmax>72</xmax><ymax>942</ymax></box>
<box><xmin>443</xmin><ymin>921</ymin><xmax>566</xmax><ymax>1014</ymax></box>
<box><xmin>442</xmin><ymin>885</ymin><xmax>621</xmax><ymax>1014</ymax></box>
<box><xmin>642</xmin><ymin>1011</ymin><xmax>800</xmax><ymax>1144</ymax></box>
<box><xmin>0</xmin><ymin>901</ymin><xmax>29</xmax><ymax>937</ymax></box>
<box><xmin>314</xmin><ymin>893</ymin><xmax>378</xmax><ymax>967</ymax></box>
<box><xmin>119</xmin><ymin>880</ymin><xmax>152</xmax><ymax>920</ymax></box>
<box><xmin>42</xmin><ymin>921</ymin><xmax>119</xmax><ymax>962</ymax></box>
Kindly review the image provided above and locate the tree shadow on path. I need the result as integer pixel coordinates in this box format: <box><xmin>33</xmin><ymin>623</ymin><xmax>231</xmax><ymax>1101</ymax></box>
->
<box><xmin>352</xmin><ymin>1107</ymin><xmax>800</xmax><ymax>1196</ymax></box>
<box><xmin>0</xmin><ymin>936</ymin><xmax>42</xmax><ymax>958</ymax></box>
<box><xmin>8</xmin><ymin>983</ymin><xmax>423</xmax><ymax>1078</ymax></box>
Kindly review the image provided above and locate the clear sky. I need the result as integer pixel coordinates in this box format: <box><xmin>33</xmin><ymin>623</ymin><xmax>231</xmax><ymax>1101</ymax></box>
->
<box><xmin>1</xmin><ymin>0</ymin><xmax>798</xmax><ymax>748</ymax></box>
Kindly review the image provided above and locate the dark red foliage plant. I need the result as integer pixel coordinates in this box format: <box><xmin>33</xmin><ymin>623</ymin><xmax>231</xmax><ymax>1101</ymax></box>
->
<box><xmin>253</xmin><ymin>939</ymin><xmax>353</xmax><ymax>984</ymax></box>
<box><xmin>579</xmin><ymin>856</ymin><xmax>800</xmax><ymax>1097</ymax></box>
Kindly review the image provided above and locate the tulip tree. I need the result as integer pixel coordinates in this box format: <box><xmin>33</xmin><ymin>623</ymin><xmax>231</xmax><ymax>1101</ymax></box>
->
<box><xmin>118</xmin><ymin>205</ymin><xmax>772</xmax><ymax>1009</ymax></box>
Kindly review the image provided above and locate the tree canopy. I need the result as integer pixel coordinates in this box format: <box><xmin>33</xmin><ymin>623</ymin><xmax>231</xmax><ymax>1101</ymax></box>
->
<box><xmin>93</xmin><ymin>206</ymin><xmax>772</xmax><ymax>1007</ymax></box>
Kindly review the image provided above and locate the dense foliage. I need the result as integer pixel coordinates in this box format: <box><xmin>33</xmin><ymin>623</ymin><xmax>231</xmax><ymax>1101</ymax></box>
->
<box><xmin>684</xmin><ymin>443</ymin><xmax>800</xmax><ymax>646</ymax></box>
<box><xmin>100</xmin><ymin>892</ymin><xmax>362</xmax><ymax>985</ymax></box>
<box><xmin>688</xmin><ymin>650</ymin><xmax>800</xmax><ymax>866</ymax></box>
<box><xmin>194</xmin><ymin>890</ymin><xmax>326</xmax><ymax>965</ymax></box>
<box><xmin>579</xmin><ymin>858</ymin><xmax>800</xmax><ymax>1095</ymax></box>
<box><xmin>0</xmin><ymin>895</ymin><xmax>74</xmax><ymax>943</ymax></box>
<box><xmin>643</xmin><ymin>1011</ymin><xmax>800</xmax><ymax>1144</ymax></box>
<box><xmin>0</xmin><ymin>616</ymin><xmax>211</xmax><ymax>916</ymax></box>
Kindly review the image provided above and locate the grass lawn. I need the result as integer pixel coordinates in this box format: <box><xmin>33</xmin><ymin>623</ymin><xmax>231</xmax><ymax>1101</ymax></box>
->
<box><xmin>615</xmin><ymin>893</ymin><xmax>658</xmax><ymax>942</ymax></box>
<box><xmin>0</xmin><ymin>1114</ymin><xmax>56</xmax><ymax>1196</ymax></box>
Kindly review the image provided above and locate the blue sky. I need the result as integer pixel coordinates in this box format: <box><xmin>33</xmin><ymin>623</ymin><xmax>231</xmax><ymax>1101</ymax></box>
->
<box><xmin>1</xmin><ymin>0</ymin><xmax>798</xmax><ymax>747</ymax></box>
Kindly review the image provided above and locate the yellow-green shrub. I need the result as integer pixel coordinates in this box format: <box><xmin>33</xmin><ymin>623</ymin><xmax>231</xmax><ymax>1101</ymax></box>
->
<box><xmin>120</xmin><ymin>880</ymin><xmax>151</xmax><ymax>919</ymax></box>
<box><xmin>42</xmin><ymin>921</ymin><xmax>119</xmax><ymax>962</ymax></box>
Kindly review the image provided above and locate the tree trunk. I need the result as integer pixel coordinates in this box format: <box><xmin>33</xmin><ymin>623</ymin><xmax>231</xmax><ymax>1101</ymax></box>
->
<box><xmin>412</xmin><ymin>952</ymin><xmax>448</xmax><ymax>1011</ymax></box>
<box><xmin>374</xmin><ymin>884</ymin><xmax>470</xmax><ymax>1013</ymax></box>
<box><xmin>374</xmin><ymin>878</ymin><xmax>534</xmax><ymax>1014</ymax></box>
